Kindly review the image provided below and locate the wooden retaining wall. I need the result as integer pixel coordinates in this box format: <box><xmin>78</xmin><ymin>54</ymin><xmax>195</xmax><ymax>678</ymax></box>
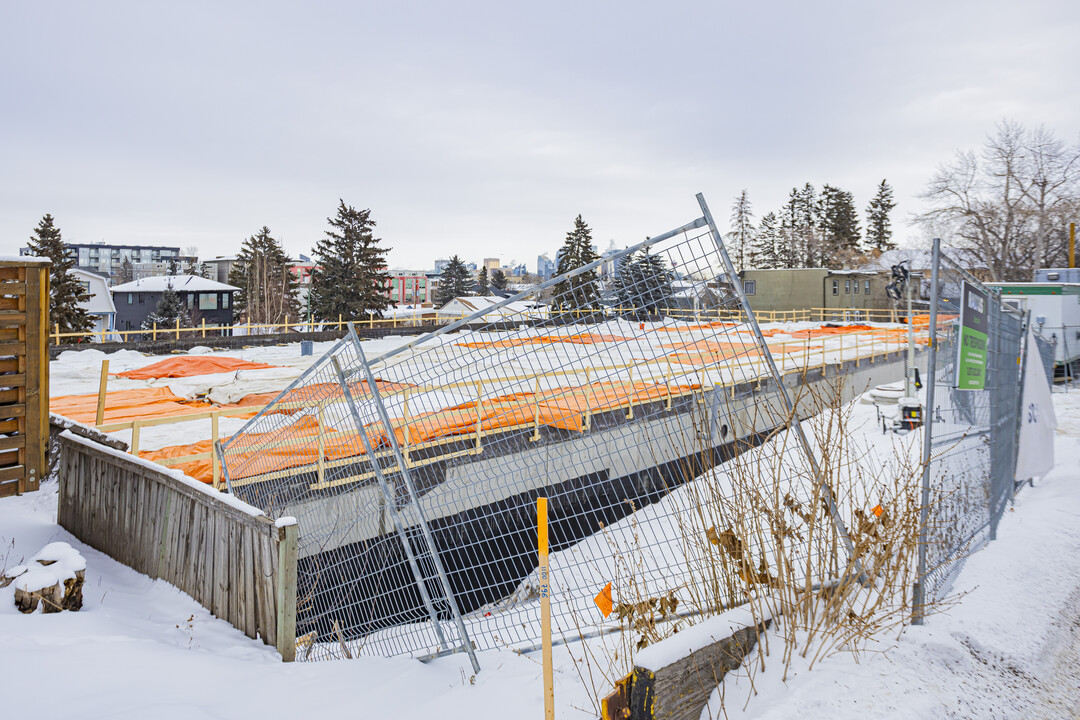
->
<box><xmin>0</xmin><ymin>258</ymin><xmax>50</xmax><ymax>497</ymax></box>
<box><xmin>56</xmin><ymin>431</ymin><xmax>298</xmax><ymax>661</ymax></box>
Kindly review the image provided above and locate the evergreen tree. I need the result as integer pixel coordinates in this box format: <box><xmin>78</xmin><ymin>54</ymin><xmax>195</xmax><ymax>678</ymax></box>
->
<box><xmin>614</xmin><ymin>251</ymin><xmax>674</xmax><ymax>319</ymax></box>
<box><xmin>866</xmin><ymin>179</ymin><xmax>897</xmax><ymax>253</ymax></box>
<box><xmin>141</xmin><ymin>280</ymin><xmax>191</xmax><ymax>330</ymax></box>
<box><xmin>491</xmin><ymin>268</ymin><xmax>508</xmax><ymax>290</ymax></box>
<box><xmin>310</xmin><ymin>201</ymin><xmax>393</xmax><ymax>322</ymax></box>
<box><xmin>818</xmin><ymin>184</ymin><xmax>862</xmax><ymax>267</ymax></box>
<box><xmin>476</xmin><ymin>266</ymin><xmax>490</xmax><ymax>295</ymax></box>
<box><xmin>552</xmin><ymin>214</ymin><xmax>601</xmax><ymax>316</ymax></box>
<box><xmin>167</xmin><ymin>257</ymin><xmax>179</xmax><ymax>275</ymax></box>
<box><xmin>728</xmin><ymin>190</ymin><xmax>756</xmax><ymax>272</ymax></box>
<box><xmin>228</xmin><ymin>226</ymin><xmax>300</xmax><ymax>325</ymax></box>
<box><xmin>25</xmin><ymin>214</ymin><xmax>93</xmax><ymax>342</ymax></box>
<box><xmin>751</xmin><ymin>212</ymin><xmax>783</xmax><ymax>269</ymax></box>
<box><xmin>434</xmin><ymin>255</ymin><xmax>471</xmax><ymax>306</ymax></box>
<box><xmin>117</xmin><ymin>257</ymin><xmax>134</xmax><ymax>284</ymax></box>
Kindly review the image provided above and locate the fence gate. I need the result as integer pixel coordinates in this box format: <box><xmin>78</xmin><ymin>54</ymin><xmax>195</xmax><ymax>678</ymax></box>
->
<box><xmin>914</xmin><ymin>239</ymin><xmax>1023</xmax><ymax>618</ymax></box>
<box><xmin>0</xmin><ymin>258</ymin><xmax>50</xmax><ymax>497</ymax></box>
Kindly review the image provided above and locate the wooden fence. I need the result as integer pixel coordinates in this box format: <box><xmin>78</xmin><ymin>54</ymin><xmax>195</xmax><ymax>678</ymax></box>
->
<box><xmin>56</xmin><ymin>431</ymin><xmax>298</xmax><ymax>661</ymax></box>
<box><xmin>49</xmin><ymin>306</ymin><xmax>908</xmax><ymax>344</ymax></box>
<box><xmin>0</xmin><ymin>259</ymin><xmax>50</xmax><ymax>497</ymax></box>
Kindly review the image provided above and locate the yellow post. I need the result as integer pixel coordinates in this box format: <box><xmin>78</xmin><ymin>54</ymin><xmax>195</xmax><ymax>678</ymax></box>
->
<box><xmin>95</xmin><ymin>359</ymin><xmax>110</xmax><ymax>426</ymax></box>
<box><xmin>54</xmin><ymin>322</ymin><xmax>60</xmax><ymax>343</ymax></box>
<box><xmin>317</xmin><ymin>407</ymin><xmax>326</xmax><ymax>486</ymax></box>
<box><xmin>211</xmin><ymin>412</ymin><xmax>221</xmax><ymax>490</ymax></box>
<box><xmin>582</xmin><ymin>368</ymin><xmax>594</xmax><ymax>431</ymax></box>
<box><xmin>1071</xmin><ymin>222</ymin><xmax>1076</xmax><ymax>268</ymax></box>
<box><xmin>474</xmin><ymin>380</ymin><xmax>483</xmax><ymax>452</ymax></box>
<box><xmin>665</xmin><ymin>356</ymin><xmax>673</xmax><ymax>409</ymax></box>
<box><xmin>131</xmin><ymin>419</ymin><xmax>142</xmax><ymax>456</ymax></box>
<box><xmin>338</xmin><ymin>314</ymin><xmax>343</xmax><ymax>331</ymax></box>
<box><xmin>152</xmin><ymin>322</ymin><xmax>157</xmax><ymax>341</ymax></box>
<box><xmin>175</xmin><ymin>318</ymin><xmax>180</xmax><ymax>339</ymax></box>
<box><xmin>284</xmin><ymin>315</ymin><xmax>289</xmax><ymax>333</ymax></box>
<box><xmin>531</xmin><ymin>377</ymin><xmax>541</xmax><ymax>442</ymax></box>
<box><xmin>538</xmin><ymin>497</ymin><xmax>555</xmax><ymax>720</ymax></box>
<box><xmin>201</xmin><ymin>317</ymin><xmax>206</xmax><ymax>338</ymax></box>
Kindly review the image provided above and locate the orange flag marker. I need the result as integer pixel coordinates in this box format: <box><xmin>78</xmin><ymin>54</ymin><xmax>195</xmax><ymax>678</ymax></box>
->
<box><xmin>595</xmin><ymin>582</ymin><xmax>613</xmax><ymax>617</ymax></box>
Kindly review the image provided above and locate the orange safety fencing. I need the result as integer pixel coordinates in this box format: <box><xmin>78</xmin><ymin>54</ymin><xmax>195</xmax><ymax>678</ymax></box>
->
<box><xmin>51</xmin><ymin>387</ymin><xmax>213</xmax><ymax>425</ymax></box>
<box><xmin>158</xmin><ymin>380</ymin><xmax>701</xmax><ymax>484</ymax></box>
<box><xmin>116</xmin><ymin>356</ymin><xmax>279</xmax><ymax>380</ymax></box>
<box><xmin>456</xmin><ymin>333</ymin><xmax>633</xmax><ymax>349</ymax></box>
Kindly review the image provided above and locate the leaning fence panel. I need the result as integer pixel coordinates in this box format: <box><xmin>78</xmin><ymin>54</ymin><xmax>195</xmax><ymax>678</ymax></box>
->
<box><xmin>220</xmin><ymin>198</ymin><xmax>911</xmax><ymax>662</ymax></box>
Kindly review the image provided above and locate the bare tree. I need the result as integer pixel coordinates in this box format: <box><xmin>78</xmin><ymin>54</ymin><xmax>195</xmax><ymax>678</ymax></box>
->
<box><xmin>915</xmin><ymin>120</ymin><xmax>1080</xmax><ymax>281</ymax></box>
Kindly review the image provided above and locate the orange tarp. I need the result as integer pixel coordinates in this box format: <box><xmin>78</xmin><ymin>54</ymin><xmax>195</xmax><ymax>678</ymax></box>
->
<box><xmin>162</xmin><ymin>381</ymin><xmax>701</xmax><ymax>484</ymax></box>
<box><xmin>117</xmin><ymin>356</ymin><xmax>279</xmax><ymax>380</ymax></box>
<box><xmin>220</xmin><ymin>379</ymin><xmax>416</xmax><ymax>416</ymax></box>
<box><xmin>51</xmin><ymin>387</ymin><xmax>213</xmax><ymax>425</ymax></box>
<box><xmin>787</xmin><ymin>325</ymin><xmax>874</xmax><ymax>339</ymax></box>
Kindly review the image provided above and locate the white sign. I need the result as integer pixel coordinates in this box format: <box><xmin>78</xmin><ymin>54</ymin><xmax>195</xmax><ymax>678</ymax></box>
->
<box><xmin>1015</xmin><ymin>325</ymin><xmax>1057</xmax><ymax>480</ymax></box>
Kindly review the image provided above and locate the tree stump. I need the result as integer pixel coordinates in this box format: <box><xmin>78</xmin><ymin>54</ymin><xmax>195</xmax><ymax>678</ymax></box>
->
<box><xmin>3</xmin><ymin>542</ymin><xmax>85</xmax><ymax>614</ymax></box>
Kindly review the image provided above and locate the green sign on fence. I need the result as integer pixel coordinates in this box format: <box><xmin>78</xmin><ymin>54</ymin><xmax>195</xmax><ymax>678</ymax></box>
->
<box><xmin>956</xmin><ymin>281</ymin><xmax>989</xmax><ymax>390</ymax></box>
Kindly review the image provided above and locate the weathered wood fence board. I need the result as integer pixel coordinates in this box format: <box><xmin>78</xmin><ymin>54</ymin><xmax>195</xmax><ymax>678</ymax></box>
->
<box><xmin>0</xmin><ymin>259</ymin><xmax>49</xmax><ymax>497</ymax></box>
<box><xmin>56</xmin><ymin>431</ymin><xmax>297</xmax><ymax>660</ymax></box>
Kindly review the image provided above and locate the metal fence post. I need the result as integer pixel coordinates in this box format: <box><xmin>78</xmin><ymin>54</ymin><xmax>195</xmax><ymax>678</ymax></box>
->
<box><xmin>328</xmin><ymin>353</ymin><xmax>452</xmax><ymax>654</ymax></box>
<box><xmin>913</xmin><ymin>238</ymin><xmax>941</xmax><ymax>625</ymax></box>
<box><xmin>697</xmin><ymin>192</ymin><xmax>865</xmax><ymax>580</ymax></box>
<box><xmin>347</xmin><ymin>325</ymin><xmax>481</xmax><ymax>675</ymax></box>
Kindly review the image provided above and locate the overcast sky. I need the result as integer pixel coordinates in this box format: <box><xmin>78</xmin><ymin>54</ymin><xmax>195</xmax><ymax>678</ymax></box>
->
<box><xmin>2</xmin><ymin>1</ymin><xmax>1077</xmax><ymax>271</ymax></box>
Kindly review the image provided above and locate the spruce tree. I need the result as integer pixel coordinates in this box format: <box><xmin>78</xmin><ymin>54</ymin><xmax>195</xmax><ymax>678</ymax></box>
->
<box><xmin>434</xmin><ymin>255</ymin><xmax>471</xmax><ymax>306</ymax></box>
<box><xmin>310</xmin><ymin>201</ymin><xmax>393</xmax><ymax>322</ymax></box>
<box><xmin>614</xmin><ymin>251</ymin><xmax>674</xmax><ymax>319</ymax></box>
<box><xmin>476</xmin><ymin>266</ymin><xmax>490</xmax><ymax>295</ymax></box>
<box><xmin>552</xmin><ymin>214</ymin><xmax>601</xmax><ymax>316</ymax></box>
<box><xmin>229</xmin><ymin>226</ymin><xmax>300</xmax><ymax>325</ymax></box>
<box><xmin>728</xmin><ymin>190</ymin><xmax>756</xmax><ymax>273</ymax></box>
<box><xmin>491</xmin><ymin>268</ymin><xmax>508</xmax><ymax>290</ymax></box>
<box><xmin>141</xmin><ymin>280</ymin><xmax>191</xmax><ymax>330</ymax></box>
<box><xmin>117</xmin><ymin>257</ymin><xmax>134</xmax><ymax>284</ymax></box>
<box><xmin>819</xmin><ymin>184</ymin><xmax>862</xmax><ymax>268</ymax></box>
<box><xmin>866</xmin><ymin>179</ymin><xmax>897</xmax><ymax>253</ymax></box>
<box><xmin>25</xmin><ymin>214</ymin><xmax>93</xmax><ymax>342</ymax></box>
<box><xmin>751</xmin><ymin>212</ymin><xmax>782</xmax><ymax>269</ymax></box>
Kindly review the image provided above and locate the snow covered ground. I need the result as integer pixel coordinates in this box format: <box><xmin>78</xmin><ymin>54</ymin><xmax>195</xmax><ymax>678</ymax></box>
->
<box><xmin>4</xmin><ymin>381</ymin><xmax>1078</xmax><ymax>717</ymax></box>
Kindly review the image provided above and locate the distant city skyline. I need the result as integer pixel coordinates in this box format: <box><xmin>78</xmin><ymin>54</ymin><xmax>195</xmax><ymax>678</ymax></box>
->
<box><xmin>3</xmin><ymin>2</ymin><xmax>1077</xmax><ymax>270</ymax></box>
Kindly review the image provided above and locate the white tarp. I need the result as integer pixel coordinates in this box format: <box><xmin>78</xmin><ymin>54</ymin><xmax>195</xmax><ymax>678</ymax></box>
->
<box><xmin>1015</xmin><ymin>324</ymin><xmax>1058</xmax><ymax>480</ymax></box>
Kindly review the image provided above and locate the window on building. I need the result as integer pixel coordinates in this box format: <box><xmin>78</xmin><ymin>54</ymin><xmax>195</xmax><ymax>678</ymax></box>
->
<box><xmin>127</xmin><ymin>293</ymin><xmax>133</xmax><ymax>305</ymax></box>
<box><xmin>845</xmin><ymin>279</ymin><xmax>851</xmax><ymax>294</ymax></box>
<box><xmin>199</xmin><ymin>293</ymin><xmax>218</xmax><ymax>311</ymax></box>
<box><xmin>854</xmin><ymin>279</ymin><xmax>860</xmax><ymax>294</ymax></box>
<box><xmin>138</xmin><ymin>293</ymin><xmax>144</xmax><ymax>304</ymax></box>
<box><xmin>864</xmin><ymin>280</ymin><xmax>871</xmax><ymax>295</ymax></box>
<box><xmin>743</xmin><ymin>279</ymin><xmax>756</xmax><ymax>295</ymax></box>
<box><xmin>832</xmin><ymin>279</ymin><xmax>839</xmax><ymax>295</ymax></box>
<box><xmin>222</xmin><ymin>293</ymin><xmax>230</xmax><ymax>309</ymax></box>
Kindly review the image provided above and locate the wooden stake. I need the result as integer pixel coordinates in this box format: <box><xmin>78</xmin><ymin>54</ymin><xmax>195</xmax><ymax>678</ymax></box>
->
<box><xmin>317</xmin><ymin>407</ymin><xmax>326</xmax><ymax>486</ymax></box>
<box><xmin>538</xmin><ymin>497</ymin><xmax>555</xmax><ymax>720</ymax></box>
<box><xmin>211</xmin><ymin>412</ymin><xmax>221</xmax><ymax>490</ymax></box>
<box><xmin>95</xmin><ymin>359</ymin><xmax>109</xmax><ymax>426</ymax></box>
<box><xmin>131</xmin><ymin>419</ymin><xmax>142</xmax><ymax>455</ymax></box>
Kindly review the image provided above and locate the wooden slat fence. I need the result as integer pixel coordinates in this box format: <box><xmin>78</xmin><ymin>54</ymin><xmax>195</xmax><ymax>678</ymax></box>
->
<box><xmin>0</xmin><ymin>259</ymin><xmax>49</xmax><ymax>497</ymax></box>
<box><xmin>56</xmin><ymin>431</ymin><xmax>298</xmax><ymax>661</ymax></box>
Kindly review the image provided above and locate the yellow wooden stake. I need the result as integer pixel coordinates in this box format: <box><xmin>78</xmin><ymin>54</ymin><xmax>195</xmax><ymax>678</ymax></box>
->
<box><xmin>538</xmin><ymin>497</ymin><xmax>555</xmax><ymax>720</ymax></box>
<box><xmin>95</xmin><ymin>359</ymin><xmax>110</xmax><ymax>427</ymax></box>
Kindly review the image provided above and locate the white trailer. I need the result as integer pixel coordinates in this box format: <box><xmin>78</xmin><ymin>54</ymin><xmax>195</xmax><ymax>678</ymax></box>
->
<box><xmin>990</xmin><ymin>282</ymin><xmax>1080</xmax><ymax>367</ymax></box>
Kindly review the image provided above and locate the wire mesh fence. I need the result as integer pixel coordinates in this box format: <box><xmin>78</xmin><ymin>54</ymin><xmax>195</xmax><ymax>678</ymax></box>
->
<box><xmin>218</xmin><ymin>195</ymin><xmax>920</xmax><ymax>664</ymax></box>
<box><xmin>915</xmin><ymin>241</ymin><xmax>1023</xmax><ymax>614</ymax></box>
